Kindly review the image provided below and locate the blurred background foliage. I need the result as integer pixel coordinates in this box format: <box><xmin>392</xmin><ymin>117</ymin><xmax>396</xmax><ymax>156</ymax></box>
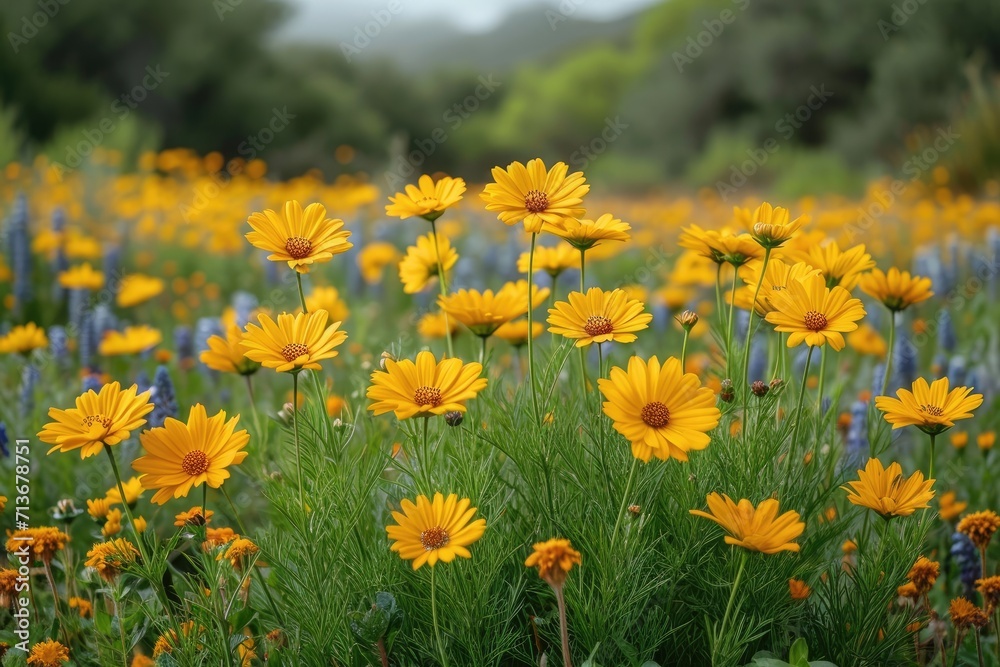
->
<box><xmin>1</xmin><ymin>0</ymin><xmax>999</xmax><ymax>195</ymax></box>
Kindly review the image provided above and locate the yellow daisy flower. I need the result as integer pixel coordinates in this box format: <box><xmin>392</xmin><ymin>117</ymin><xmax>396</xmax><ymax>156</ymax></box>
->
<box><xmin>874</xmin><ymin>377</ymin><xmax>983</xmax><ymax>435</ymax></box>
<box><xmin>782</xmin><ymin>240</ymin><xmax>874</xmax><ymax>290</ymax></box>
<box><xmin>200</xmin><ymin>324</ymin><xmax>261</xmax><ymax>375</ymax></box>
<box><xmin>303</xmin><ymin>286</ymin><xmax>350</xmax><ymax>323</ymax></box>
<box><xmin>438</xmin><ymin>280</ymin><xmax>549</xmax><ymax>338</ymax></box>
<box><xmin>367</xmin><ymin>350</ymin><xmax>487</xmax><ymax>420</ymax></box>
<box><xmin>116</xmin><ymin>274</ymin><xmax>165</xmax><ymax>308</ymax></box>
<box><xmin>417</xmin><ymin>311</ymin><xmax>459</xmax><ymax>339</ymax></box>
<box><xmin>841</xmin><ymin>458</ymin><xmax>935</xmax><ymax>518</ymax></box>
<box><xmin>245</xmin><ymin>200</ymin><xmax>353</xmax><ymax>274</ymax></box>
<box><xmin>84</xmin><ymin>538</ymin><xmax>138</xmax><ymax>581</ymax></box>
<box><xmin>547</xmin><ymin>287</ymin><xmax>652</xmax><ymax>347</ymax></box>
<box><xmin>26</xmin><ymin>639</ymin><xmax>70</xmax><ymax>667</ymax></box>
<box><xmin>105</xmin><ymin>476</ymin><xmax>144</xmax><ymax>506</ymax></box>
<box><xmin>385</xmin><ymin>174</ymin><xmax>466</xmax><ymax>221</ymax></box>
<box><xmin>859</xmin><ymin>267</ymin><xmax>933</xmax><ymax>311</ymax></box>
<box><xmin>555</xmin><ymin>213</ymin><xmax>631</xmax><ymax>250</ymax></box>
<box><xmin>480</xmin><ymin>158</ymin><xmax>589</xmax><ymax>233</ymax></box>
<box><xmin>133</xmin><ymin>404</ymin><xmax>250</xmax><ymax>504</ymax></box>
<box><xmin>734</xmin><ymin>258</ymin><xmax>821</xmax><ymax>316</ymax></box>
<box><xmin>525</xmin><ymin>538</ymin><xmax>582</xmax><ymax>587</ymax></box>
<box><xmin>0</xmin><ymin>322</ymin><xmax>48</xmax><ymax>355</ymax></box>
<box><xmin>734</xmin><ymin>201</ymin><xmax>807</xmax><ymax>248</ymax></box>
<box><xmin>98</xmin><ymin>325</ymin><xmax>162</xmax><ymax>356</ymax></box>
<box><xmin>357</xmin><ymin>241</ymin><xmax>401</xmax><ymax>284</ymax></box>
<box><xmin>598</xmin><ymin>355</ymin><xmax>720</xmax><ymax>462</ymax></box>
<box><xmin>385</xmin><ymin>492</ymin><xmax>486</xmax><ymax>569</ymax></box>
<box><xmin>493</xmin><ymin>319</ymin><xmax>543</xmax><ymax>348</ymax></box>
<box><xmin>517</xmin><ymin>242</ymin><xmax>580</xmax><ymax>277</ymax></box>
<box><xmin>58</xmin><ymin>263</ymin><xmax>105</xmax><ymax>291</ymax></box>
<box><xmin>241</xmin><ymin>311</ymin><xmax>347</xmax><ymax>373</ymax></box>
<box><xmin>764</xmin><ymin>272</ymin><xmax>866</xmax><ymax>350</ymax></box>
<box><xmin>38</xmin><ymin>382</ymin><xmax>153</xmax><ymax>459</ymax></box>
<box><xmin>399</xmin><ymin>232</ymin><xmax>458</xmax><ymax>294</ymax></box>
<box><xmin>690</xmin><ymin>493</ymin><xmax>805</xmax><ymax>554</ymax></box>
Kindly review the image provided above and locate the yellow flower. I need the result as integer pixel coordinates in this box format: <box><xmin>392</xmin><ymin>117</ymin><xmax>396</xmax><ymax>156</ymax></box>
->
<box><xmin>204</xmin><ymin>527</ymin><xmax>240</xmax><ymax>550</ymax></box>
<box><xmin>241</xmin><ymin>311</ymin><xmax>347</xmax><ymax>373</ymax></box>
<box><xmin>246</xmin><ymin>200</ymin><xmax>353</xmax><ymax>274</ymax></box>
<box><xmin>219</xmin><ymin>537</ymin><xmax>259</xmax><ymax>571</ymax></box>
<box><xmin>0</xmin><ymin>322</ymin><xmax>48</xmax><ymax>355</ymax></box>
<box><xmin>842</xmin><ymin>458</ymin><xmax>935</xmax><ymax>519</ymax></box>
<box><xmin>951</xmin><ymin>431</ymin><xmax>969</xmax><ymax>449</ymax></box>
<box><xmin>517</xmin><ymin>242</ymin><xmax>580</xmax><ymax>277</ymax></box>
<box><xmin>38</xmin><ymin>382</ymin><xmax>154</xmax><ymax>459</ymax></box>
<box><xmin>105</xmin><ymin>476</ymin><xmax>144</xmax><ymax>506</ymax></box>
<box><xmin>417</xmin><ymin>311</ymin><xmax>459</xmax><ymax>339</ymax></box>
<box><xmin>907</xmin><ymin>556</ymin><xmax>940</xmax><ymax>594</ymax></box>
<box><xmin>385</xmin><ymin>174</ymin><xmax>466</xmax><ymax>221</ymax></box>
<box><xmin>367</xmin><ymin>350</ymin><xmax>487</xmax><ymax>420</ymax></box>
<box><xmin>153</xmin><ymin>621</ymin><xmax>203</xmax><ymax>658</ymax></box>
<box><xmin>98</xmin><ymin>325</ymin><xmax>162</xmax><ymax>356</ymax></box>
<box><xmin>86</xmin><ymin>498</ymin><xmax>111</xmax><ymax>521</ymax></box>
<box><xmin>58</xmin><ymin>263</ymin><xmax>105</xmax><ymax>291</ymax></box>
<box><xmin>133</xmin><ymin>404</ymin><xmax>250</xmax><ymax>504</ymax></box>
<box><xmin>303</xmin><ymin>286</ymin><xmax>350</xmax><ymax>323</ymax></box>
<box><xmin>357</xmin><ymin>241</ymin><xmax>401</xmax><ymax>284</ymax></box>
<box><xmin>679</xmin><ymin>226</ymin><xmax>763</xmax><ymax>266</ymax></box>
<box><xmin>0</xmin><ymin>495</ymin><xmax>6</xmax><ymax>512</ymax></box>
<box><xmin>399</xmin><ymin>232</ymin><xmax>458</xmax><ymax>294</ymax></box>
<box><xmin>547</xmin><ymin>287</ymin><xmax>652</xmax><ymax>347</ymax></box>
<box><xmin>598</xmin><ymin>355</ymin><xmax>720</xmax><ymax>462</ymax></box>
<box><xmin>764</xmin><ymin>272</ymin><xmax>866</xmax><ymax>350</ymax></box>
<box><xmin>493</xmin><ymin>319</ymin><xmax>543</xmax><ymax>347</ymax></box>
<box><xmin>735</xmin><ymin>258</ymin><xmax>821</xmax><ymax>316</ymax></box>
<box><xmin>438</xmin><ymin>281</ymin><xmax>549</xmax><ymax>338</ymax></box>
<box><xmin>859</xmin><ymin>267</ymin><xmax>933</xmax><ymax>311</ymax></box>
<box><xmin>103</xmin><ymin>508</ymin><xmax>122</xmax><ymax>537</ymax></box>
<box><xmin>957</xmin><ymin>511</ymin><xmax>1000</xmax><ymax>551</ymax></box>
<box><xmin>978</xmin><ymin>432</ymin><xmax>995</xmax><ymax>451</ymax></box>
<box><xmin>690</xmin><ymin>493</ymin><xmax>805</xmax><ymax>554</ymax></box>
<box><xmin>174</xmin><ymin>507</ymin><xmax>213</xmax><ymax>527</ymax></box>
<box><xmin>116</xmin><ymin>274</ymin><xmax>165</xmax><ymax>308</ymax></box>
<box><xmin>555</xmin><ymin>213</ymin><xmax>631</xmax><ymax>250</ymax></box>
<box><xmin>525</xmin><ymin>538</ymin><xmax>582</xmax><ymax>587</ymax></box>
<box><xmin>788</xmin><ymin>579</ymin><xmax>811</xmax><ymax>600</ymax></box>
<box><xmin>975</xmin><ymin>576</ymin><xmax>1000</xmax><ymax>610</ymax></box>
<box><xmin>200</xmin><ymin>324</ymin><xmax>260</xmax><ymax>375</ymax></box>
<box><xmin>847</xmin><ymin>323</ymin><xmax>888</xmax><ymax>357</ymax></box>
<box><xmin>26</xmin><ymin>640</ymin><xmax>70</xmax><ymax>667</ymax></box>
<box><xmin>385</xmin><ymin>492</ymin><xmax>486</xmax><ymax>569</ymax></box>
<box><xmin>85</xmin><ymin>538</ymin><xmax>138</xmax><ymax>581</ymax></box>
<box><xmin>782</xmin><ymin>240</ymin><xmax>874</xmax><ymax>290</ymax></box>
<box><xmin>68</xmin><ymin>596</ymin><xmax>93</xmax><ymax>618</ymax></box>
<box><xmin>949</xmin><ymin>597</ymin><xmax>989</xmax><ymax>630</ymax></box>
<box><xmin>5</xmin><ymin>527</ymin><xmax>69</xmax><ymax>563</ymax></box>
<box><xmin>938</xmin><ymin>491</ymin><xmax>968</xmax><ymax>521</ymax></box>
<box><xmin>874</xmin><ymin>377</ymin><xmax>983</xmax><ymax>435</ymax></box>
<box><xmin>735</xmin><ymin>202</ymin><xmax>807</xmax><ymax>248</ymax></box>
<box><xmin>481</xmin><ymin>158</ymin><xmax>589</xmax><ymax>233</ymax></box>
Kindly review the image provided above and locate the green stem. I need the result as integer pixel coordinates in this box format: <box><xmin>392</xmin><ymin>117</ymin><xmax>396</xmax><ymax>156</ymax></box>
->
<box><xmin>480</xmin><ymin>335</ymin><xmax>488</xmax><ymax>365</ymax></box>
<box><xmin>680</xmin><ymin>329</ymin><xmax>690</xmax><ymax>371</ymax></box>
<box><xmin>715</xmin><ymin>550</ymin><xmax>748</xmax><ymax>665</ymax></box>
<box><xmin>526</xmin><ymin>233</ymin><xmax>541</xmax><ymax>424</ymax></box>
<box><xmin>740</xmin><ymin>248</ymin><xmax>771</xmax><ymax>437</ymax></box>
<box><xmin>715</xmin><ymin>263</ymin><xmax>725</xmax><ymax>332</ymax></box>
<box><xmin>928</xmin><ymin>433</ymin><xmax>937</xmax><ymax>481</ymax></box>
<box><xmin>244</xmin><ymin>374</ymin><xmax>263</xmax><ymax>437</ymax></box>
<box><xmin>881</xmin><ymin>309</ymin><xmax>896</xmax><ymax>397</ymax></box>
<box><xmin>221</xmin><ymin>486</ymin><xmax>283</xmax><ymax>623</ymax></box>
<box><xmin>429</xmin><ymin>219</ymin><xmax>454</xmax><ymax>358</ymax></box>
<box><xmin>785</xmin><ymin>346</ymin><xmax>814</xmax><ymax>483</ymax></box>
<box><xmin>555</xmin><ymin>584</ymin><xmax>573</xmax><ymax>667</ymax></box>
<box><xmin>579</xmin><ymin>249</ymin><xmax>586</xmax><ymax>293</ymax></box>
<box><xmin>431</xmin><ymin>567</ymin><xmax>449</xmax><ymax>667</ymax></box>
<box><xmin>724</xmin><ymin>264</ymin><xmax>739</xmax><ymax>379</ymax></box>
<box><xmin>292</xmin><ymin>371</ymin><xmax>304</xmax><ymax>509</ymax></box>
<box><xmin>611</xmin><ymin>458</ymin><xmax>638</xmax><ymax>545</ymax></box>
<box><xmin>421</xmin><ymin>416</ymin><xmax>431</xmax><ymax>493</ymax></box>
<box><xmin>296</xmin><ymin>272</ymin><xmax>308</xmax><ymax>314</ymax></box>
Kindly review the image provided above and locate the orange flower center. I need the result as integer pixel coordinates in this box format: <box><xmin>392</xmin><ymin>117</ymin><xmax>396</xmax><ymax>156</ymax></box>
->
<box><xmin>524</xmin><ymin>189</ymin><xmax>549</xmax><ymax>213</ymax></box>
<box><xmin>285</xmin><ymin>236</ymin><xmax>313</xmax><ymax>259</ymax></box>
<box><xmin>414</xmin><ymin>386</ymin><xmax>442</xmax><ymax>407</ymax></box>
<box><xmin>803</xmin><ymin>310</ymin><xmax>828</xmax><ymax>331</ymax></box>
<box><xmin>641</xmin><ymin>401</ymin><xmax>671</xmax><ymax>428</ymax></box>
<box><xmin>281</xmin><ymin>343</ymin><xmax>309</xmax><ymax>362</ymax></box>
<box><xmin>921</xmin><ymin>404</ymin><xmax>944</xmax><ymax>417</ymax></box>
<box><xmin>584</xmin><ymin>315</ymin><xmax>614</xmax><ymax>336</ymax></box>
<box><xmin>181</xmin><ymin>450</ymin><xmax>210</xmax><ymax>476</ymax></box>
<box><xmin>420</xmin><ymin>526</ymin><xmax>450</xmax><ymax>550</ymax></box>
<box><xmin>82</xmin><ymin>414</ymin><xmax>112</xmax><ymax>429</ymax></box>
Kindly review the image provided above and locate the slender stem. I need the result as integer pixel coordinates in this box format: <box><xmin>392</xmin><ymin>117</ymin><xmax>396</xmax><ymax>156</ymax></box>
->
<box><xmin>114</xmin><ymin>589</ymin><xmax>129</xmax><ymax>667</ymax></box>
<box><xmin>815</xmin><ymin>345</ymin><xmax>828</xmax><ymax>448</ymax></box>
<box><xmin>928</xmin><ymin>433</ymin><xmax>937</xmax><ymax>482</ymax></box>
<box><xmin>974</xmin><ymin>630</ymin><xmax>985</xmax><ymax>667</ymax></box>
<box><xmin>715</xmin><ymin>263</ymin><xmax>725</xmax><ymax>332</ymax></box>
<box><xmin>480</xmin><ymin>335</ymin><xmax>488</xmax><ymax>365</ymax></box>
<box><xmin>579</xmin><ymin>249</ymin><xmax>586</xmax><ymax>293</ymax></box>
<box><xmin>611</xmin><ymin>458</ymin><xmax>638</xmax><ymax>545</ymax></box>
<box><xmin>429</xmin><ymin>219</ymin><xmax>454</xmax><ymax>358</ymax></box>
<box><xmin>292</xmin><ymin>372</ymin><xmax>304</xmax><ymax>509</ymax></box>
<box><xmin>741</xmin><ymin>247</ymin><xmax>770</xmax><ymax>388</ymax></box>
<box><xmin>377</xmin><ymin>637</ymin><xmax>390</xmax><ymax>667</ymax></box>
<box><xmin>43</xmin><ymin>560</ymin><xmax>70</xmax><ymax>645</ymax></box>
<box><xmin>578</xmin><ymin>346</ymin><xmax>590</xmax><ymax>410</ymax></box>
<box><xmin>526</xmin><ymin>233</ymin><xmax>540</xmax><ymax>424</ymax></box>
<box><xmin>555</xmin><ymin>584</ymin><xmax>573</xmax><ymax>667</ymax></box>
<box><xmin>244</xmin><ymin>374</ymin><xmax>262</xmax><ymax>436</ymax></box>
<box><xmin>881</xmin><ymin>309</ymin><xmax>896</xmax><ymax>397</ymax></box>
<box><xmin>715</xmin><ymin>550</ymin><xmax>748</xmax><ymax>663</ymax></box>
<box><xmin>421</xmin><ymin>416</ymin><xmax>431</xmax><ymax>493</ymax></box>
<box><xmin>296</xmin><ymin>272</ymin><xmax>308</xmax><ymax>314</ymax></box>
<box><xmin>202</xmin><ymin>483</ymin><xmax>208</xmax><ymax>519</ymax></box>
<box><xmin>724</xmin><ymin>264</ymin><xmax>739</xmax><ymax>379</ymax></box>
<box><xmin>785</xmin><ymin>346</ymin><xmax>814</xmax><ymax>481</ymax></box>
<box><xmin>680</xmin><ymin>330</ymin><xmax>690</xmax><ymax>370</ymax></box>
<box><xmin>221</xmin><ymin>486</ymin><xmax>283</xmax><ymax>623</ymax></box>
<box><xmin>431</xmin><ymin>567</ymin><xmax>449</xmax><ymax>667</ymax></box>
<box><xmin>950</xmin><ymin>630</ymin><xmax>964</xmax><ymax>667</ymax></box>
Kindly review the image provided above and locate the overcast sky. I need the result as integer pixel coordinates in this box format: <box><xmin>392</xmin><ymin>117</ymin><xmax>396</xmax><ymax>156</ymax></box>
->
<box><xmin>280</xmin><ymin>0</ymin><xmax>660</xmax><ymax>39</ymax></box>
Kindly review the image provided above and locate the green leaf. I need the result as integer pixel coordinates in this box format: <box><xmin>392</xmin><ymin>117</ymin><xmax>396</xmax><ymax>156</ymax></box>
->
<box><xmin>788</xmin><ymin>637</ymin><xmax>809</xmax><ymax>666</ymax></box>
<box><xmin>580</xmin><ymin>642</ymin><xmax>602</xmax><ymax>667</ymax></box>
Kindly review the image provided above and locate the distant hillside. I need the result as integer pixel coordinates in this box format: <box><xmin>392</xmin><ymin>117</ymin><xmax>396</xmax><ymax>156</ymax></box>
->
<box><xmin>277</xmin><ymin>4</ymin><xmax>639</xmax><ymax>73</ymax></box>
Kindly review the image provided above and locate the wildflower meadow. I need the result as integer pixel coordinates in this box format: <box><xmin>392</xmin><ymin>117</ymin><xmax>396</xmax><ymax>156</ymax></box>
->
<box><xmin>0</xmin><ymin>149</ymin><xmax>999</xmax><ymax>667</ymax></box>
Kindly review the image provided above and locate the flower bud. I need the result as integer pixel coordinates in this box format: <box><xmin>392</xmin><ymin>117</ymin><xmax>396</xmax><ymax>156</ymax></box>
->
<box><xmin>444</xmin><ymin>411</ymin><xmax>464</xmax><ymax>427</ymax></box>
<box><xmin>677</xmin><ymin>310</ymin><xmax>699</xmax><ymax>331</ymax></box>
<box><xmin>751</xmin><ymin>380</ymin><xmax>769</xmax><ymax>397</ymax></box>
<box><xmin>720</xmin><ymin>379</ymin><xmax>735</xmax><ymax>403</ymax></box>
